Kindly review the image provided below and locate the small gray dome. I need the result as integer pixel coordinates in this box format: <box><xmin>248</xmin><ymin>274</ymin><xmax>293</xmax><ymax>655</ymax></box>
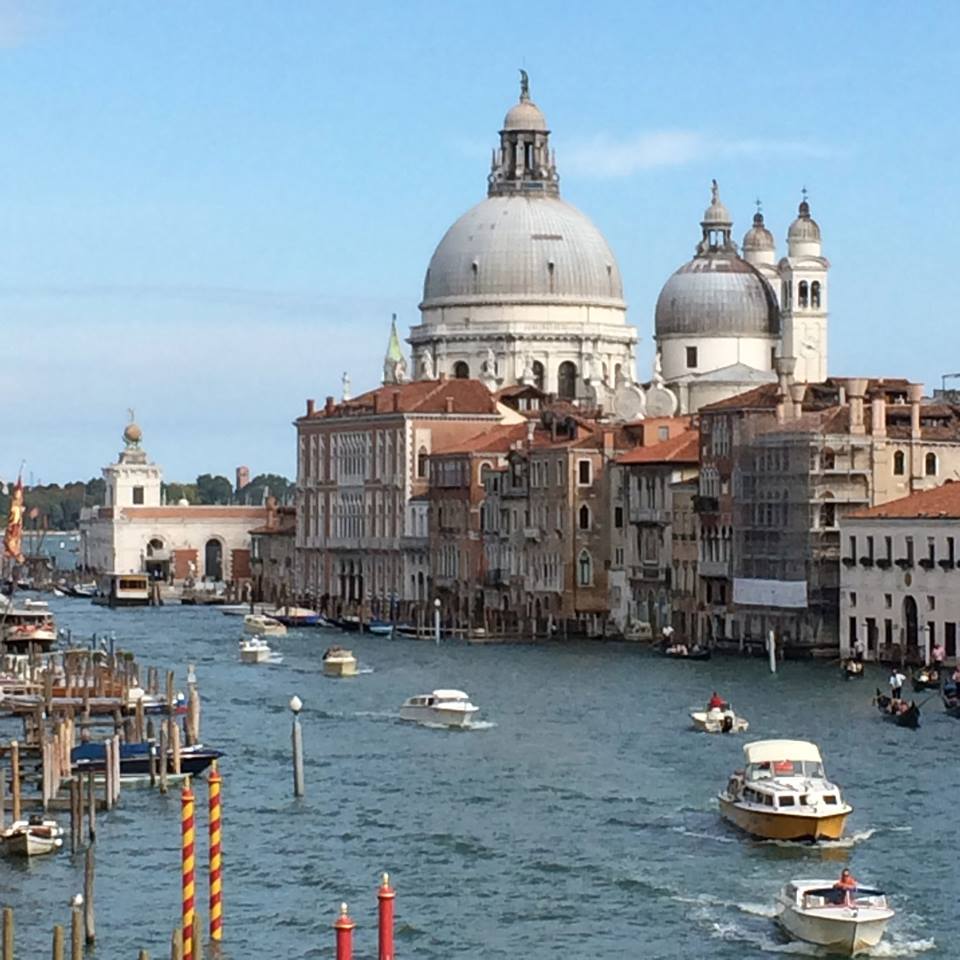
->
<box><xmin>655</xmin><ymin>254</ymin><xmax>780</xmax><ymax>337</ymax></box>
<box><xmin>503</xmin><ymin>98</ymin><xmax>547</xmax><ymax>132</ymax></box>
<box><xmin>788</xmin><ymin>200</ymin><xmax>821</xmax><ymax>242</ymax></box>
<box><xmin>421</xmin><ymin>195</ymin><xmax>624</xmax><ymax>308</ymax></box>
<box><xmin>742</xmin><ymin>212</ymin><xmax>775</xmax><ymax>252</ymax></box>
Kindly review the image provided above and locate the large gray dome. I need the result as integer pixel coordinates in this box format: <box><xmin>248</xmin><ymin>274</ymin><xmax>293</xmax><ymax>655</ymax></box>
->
<box><xmin>655</xmin><ymin>254</ymin><xmax>780</xmax><ymax>338</ymax></box>
<box><xmin>421</xmin><ymin>195</ymin><xmax>624</xmax><ymax>309</ymax></box>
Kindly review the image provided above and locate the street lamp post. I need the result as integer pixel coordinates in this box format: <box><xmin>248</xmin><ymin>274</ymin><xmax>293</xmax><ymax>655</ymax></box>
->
<box><xmin>289</xmin><ymin>695</ymin><xmax>304</xmax><ymax>798</ymax></box>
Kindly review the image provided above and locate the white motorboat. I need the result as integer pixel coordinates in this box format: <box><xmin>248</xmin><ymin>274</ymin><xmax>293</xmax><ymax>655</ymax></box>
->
<box><xmin>690</xmin><ymin>704</ymin><xmax>749</xmax><ymax>733</ymax></box>
<box><xmin>2</xmin><ymin>816</ymin><xmax>64</xmax><ymax>857</ymax></box>
<box><xmin>399</xmin><ymin>689</ymin><xmax>479</xmax><ymax>728</ymax></box>
<box><xmin>322</xmin><ymin>646</ymin><xmax>358</xmax><ymax>677</ymax></box>
<box><xmin>775</xmin><ymin>879</ymin><xmax>894</xmax><ymax>955</ymax></box>
<box><xmin>243</xmin><ymin>614</ymin><xmax>287</xmax><ymax>637</ymax></box>
<box><xmin>239</xmin><ymin>636</ymin><xmax>273</xmax><ymax>664</ymax></box>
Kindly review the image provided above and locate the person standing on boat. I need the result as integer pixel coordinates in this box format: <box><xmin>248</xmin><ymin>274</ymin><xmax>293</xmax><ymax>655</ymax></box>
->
<box><xmin>931</xmin><ymin>642</ymin><xmax>945</xmax><ymax>668</ymax></box>
<box><xmin>708</xmin><ymin>691</ymin><xmax>724</xmax><ymax>710</ymax></box>
<box><xmin>888</xmin><ymin>668</ymin><xmax>906</xmax><ymax>700</ymax></box>
<box><xmin>833</xmin><ymin>869</ymin><xmax>858</xmax><ymax>906</ymax></box>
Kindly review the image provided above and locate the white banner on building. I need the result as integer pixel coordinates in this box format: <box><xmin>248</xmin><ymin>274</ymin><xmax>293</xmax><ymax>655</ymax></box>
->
<box><xmin>733</xmin><ymin>578</ymin><xmax>808</xmax><ymax>609</ymax></box>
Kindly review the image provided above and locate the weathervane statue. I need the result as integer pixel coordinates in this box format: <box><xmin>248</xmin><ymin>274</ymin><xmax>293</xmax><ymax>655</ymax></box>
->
<box><xmin>519</xmin><ymin>68</ymin><xmax>529</xmax><ymax>101</ymax></box>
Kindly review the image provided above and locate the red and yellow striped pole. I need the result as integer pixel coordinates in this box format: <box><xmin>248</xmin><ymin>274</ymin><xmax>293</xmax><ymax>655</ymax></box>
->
<box><xmin>208</xmin><ymin>761</ymin><xmax>223</xmax><ymax>944</ymax></box>
<box><xmin>181</xmin><ymin>777</ymin><xmax>196</xmax><ymax>960</ymax></box>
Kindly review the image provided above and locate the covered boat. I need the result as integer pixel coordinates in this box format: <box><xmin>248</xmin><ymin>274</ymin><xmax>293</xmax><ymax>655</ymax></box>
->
<box><xmin>1</xmin><ymin>815</ymin><xmax>64</xmax><ymax>857</ymax></box>
<box><xmin>399</xmin><ymin>690</ymin><xmax>479</xmax><ymax>728</ymax></box>
<box><xmin>322</xmin><ymin>646</ymin><xmax>357</xmax><ymax>677</ymax></box>
<box><xmin>775</xmin><ymin>879</ymin><xmax>894</xmax><ymax>955</ymax></box>
<box><xmin>718</xmin><ymin>740</ymin><xmax>851</xmax><ymax>841</ymax></box>
<box><xmin>874</xmin><ymin>690</ymin><xmax>920</xmax><ymax>729</ymax></box>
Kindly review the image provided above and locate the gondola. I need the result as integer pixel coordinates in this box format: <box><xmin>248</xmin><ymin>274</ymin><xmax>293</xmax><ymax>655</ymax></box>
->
<box><xmin>874</xmin><ymin>689</ymin><xmax>920</xmax><ymax>729</ymax></box>
<box><xmin>662</xmin><ymin>645</ymin><xmax>711</xmax><ymax>661</ymax></box>
<box><xmin>841</xmin><ymin>659</ymin><xmax>864</xmax><ymax>680</ymax></box>
<box><xmin>942</xmin><ymin>681</ymin><xmax>960</xmax><ymax>719</ymax></box>
<box><xmin>911</xmin><ymin>666</ymin><xmax>940</xmax><ymax>692</ymax></box>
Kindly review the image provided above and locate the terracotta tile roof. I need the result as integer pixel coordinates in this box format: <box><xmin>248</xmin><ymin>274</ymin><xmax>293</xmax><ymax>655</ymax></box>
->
<box><xmin>302</xmin><ymin>378</ymin><xmax>498</xmax><ymax>419</ymax></box>
<box><xmin>432</xmin><ymin>423</ymin><xmax>529</xmax><ymax>456</ymax></box>
<box><xmin>847</xmin><ymin>480</ymin><xmax>960</xmax><ymax>520</ymax></box>
<box><xmin>616</xmin><ymin>430</ymin><xmax>700</xmax><ymax>465</ymax></box>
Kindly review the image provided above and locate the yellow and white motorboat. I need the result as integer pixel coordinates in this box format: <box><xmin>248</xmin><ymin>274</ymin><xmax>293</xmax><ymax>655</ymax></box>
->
<box><xmin>243</xmin><ymin>613</ymin><xmax>287</xmax><ymax>637</ymax></box>
<box><xmin>718</xmin><ymin>739</ymin><xmax>851</xmax><ymax>841</ymax></box>
<box><xmin>322</xmin><ymin>646</ymin><xmax>358</xmax><ymax>678</ymax></box>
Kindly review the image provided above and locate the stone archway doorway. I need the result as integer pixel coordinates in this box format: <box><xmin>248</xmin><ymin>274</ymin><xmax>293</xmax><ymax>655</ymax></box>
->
<box><xmin>902</xmin><ymin>595</ymin><xmax>918</xmax><ymax>654</ymax></box>
<box><xmin>204</xmin><ymin>539</ymin><xmax>223</xmax><ymax>581</ymax></box>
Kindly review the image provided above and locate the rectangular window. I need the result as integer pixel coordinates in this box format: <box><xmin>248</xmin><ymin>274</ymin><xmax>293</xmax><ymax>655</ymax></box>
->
<box><xmin>556</xmin><ymin>461</ymin><xmax>563</xmax><ymax>487</ymax></box>
<box><xmin>885</xmin><ymin>535</ymin><xmax>893</xmax><ymax>561</ymax></box>
<box><xmin>929</xmin><ymin>621</ymin><xmax>936</xmax><ymax>646</ymax></box>
<box><xmin>949</xmin><ymin>537</ymin><xmax>956</xmax><ymax>564</ymax></box>
<box><xmin>884</xmin><ymin>618</ymin><xmax>893</xmax><ymax>646</ymax></box>
<box><xmin>614</xmin><ymin>547</ymin><xmax>624</xmax><ymax>566</ymax></box>
<box><xmin>132</xmin><ymin>486</ymin><xmax>144</xmax><ymax>505</ymax></box>
<box><xmin>946</xmin><ymin>622</ymin><xmax>957</xmax><ymax>658</ymax></box>
<box><xmin>614</xmin><ymin>506</ymin><xmax>623</xmax><ymax>529</ymax></box>
<box><xmin>658</xmin><ymin>426</ymin><xmax>669</xmax><ymax>441</ymax></box>
<box><xmin>928</xmin><ymin>595</ymin><xmax>936</xmax><ymax>611</ymax></box>
<box><xmin>577</xmin><ymin>459</ymin><xmax>592</xmax><ymax>485</ymax></box>
<box><xmin>928</xmin><ymin>536</ymin><xmax>936</xmax><ymax>563</ymax></box>
<box><xmin>686</xmin><ymin>346</ymin><xmax>698</xmax><ymax>369</ymax></box>
<box><xmin>866</xmin><ymin>617</ymin><xmax>877</xmax><ymax>652</ymax></box>
<box><xmin>848</xmin><ymin>535</ymin><xmax>856</xmax><ymax>560</ymax></box>
<box><xmin>905</xmin><ymin>536</ymin><xmax>914</xmax><ymax>563</ymax></box>
<box><xmin>884</xmin><ymin>593</ymin><xmax>892</xmax><ymax>609</ymax></box>
<box><xmin>850</xmin><ymin>591</ymin><xmax>857</xmax><ymax>607</ymax></box>
<box><xmin>866</xmin><ymin>535</ymin><xmax>874</xmax><ymax>561</ymax></box>
<box><xmin>849</xmin><ymin>616</ymin><xmax>857</xmax><ymax>643</ymax></box>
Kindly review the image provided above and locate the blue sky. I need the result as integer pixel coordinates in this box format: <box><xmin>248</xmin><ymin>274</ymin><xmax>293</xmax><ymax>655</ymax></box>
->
<box><xmin>2</xmin><ymin>0</ymin><xmax>958</xmax><ymax>484</ymax></box>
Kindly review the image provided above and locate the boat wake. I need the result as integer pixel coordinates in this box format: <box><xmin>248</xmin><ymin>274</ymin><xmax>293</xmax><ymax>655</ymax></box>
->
<box><xmin>758</xmin><ymin>828</ymin><xmax>876</xmax><ymax>850</ymax></box>
<box><xmin>356</xmin><ymin>667</ymin><xmax>375</xmax><ymax>675</ymax></box>
<box><xmin>669</xmin><ymin>825</ymin><xmax>738</xmax><ymax>844</ymax></box>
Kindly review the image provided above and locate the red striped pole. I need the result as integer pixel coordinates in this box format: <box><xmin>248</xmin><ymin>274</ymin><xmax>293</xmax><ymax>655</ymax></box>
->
<box><xmin>377</xmin><ymin>873</ymin><xmax>395</xmax><ymax>960</ymax></box>
<box><xmin>208</xmin><ymin>762</ymin><xmax>222</xmax><ymax>944</ymax></box>
<box><xmin>181</xmin><ymin>778</ymin><xmax>196</xmax><ymax>960</ymax></box>
<box><xmin>333</xmin><ymin>903</ymin><xmax>355</xmax><ymax>960</ymax></box>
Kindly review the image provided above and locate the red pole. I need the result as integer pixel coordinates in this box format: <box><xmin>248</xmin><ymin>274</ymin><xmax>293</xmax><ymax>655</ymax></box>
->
<box><xmin>334</xmin><ymin>902</ymin><xmax>355</xmax><ymax>960</ymax></box>
<box><xmin>181</xmin><ymin>778</ymin><xmax>196</xmax><ymax>960</ymax></box>
<box><xmin>378</xmin><ymin>873</ymin><xmax>395</xmax><ymax>960</ymax></box>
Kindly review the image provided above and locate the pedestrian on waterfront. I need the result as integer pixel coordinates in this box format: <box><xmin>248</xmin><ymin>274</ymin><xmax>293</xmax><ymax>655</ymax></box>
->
<box><xmin>888</xmin><ymin>668</ymin><xmax>906</xmax><ymax>700</ymax></box>
<box><xmin>853</xmin><ymin>637</ymin><xmax>865</xmax><ymax>661</ymax></box>
<box><xmin>932</xmin><ymin>642</ymin><xmax>945</xmax><ymax>667</ymax></box>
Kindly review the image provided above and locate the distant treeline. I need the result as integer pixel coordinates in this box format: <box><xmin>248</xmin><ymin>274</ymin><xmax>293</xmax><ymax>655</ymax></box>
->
<box><xmin>0</xmin><ymin>472</ymin><xmax>293</xmax><ymax>530</ymax></box>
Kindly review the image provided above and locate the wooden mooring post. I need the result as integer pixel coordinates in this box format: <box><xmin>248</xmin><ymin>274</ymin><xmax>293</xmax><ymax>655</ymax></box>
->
<box><xmin>52</xmin><ymin>923</ymin><xmax>64</xmax><ymax>960</ymax></box>
<box><xmin>3</xmin><ymin>906</ymin><xmax>12</xmax><ymax>960</ymax></box>
<box><xmin>10</xmin><ymin>741</ymin><xmax>20</xmax><ymax>824</ymax></box>
<box><xmin>84</xmin><ymin>845</ymin><xmax>96</xmax><ymax>944</ymax></box>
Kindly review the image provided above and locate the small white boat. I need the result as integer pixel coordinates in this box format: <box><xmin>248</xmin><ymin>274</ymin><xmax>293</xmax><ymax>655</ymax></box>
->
<box><xmin>2</xmin><ymin>816</ymin><xmax>64</xmax><ymax>857</ymax></box>
<box><xmin>322</xmin><ymin>646</ymin><xmax>358</xmax><ymax>678</ymax></box>
<box><xmin>776</xmin><ymin>879</ymin><xmax>894</xmax><ymax>955</ymax></box>
<box><xmin>243</xmin><ymin>614</ymin><xmax>287</xmax><ymax>637</ymax></box>
<box><xmin>239</xmin><ymin>636</ymin><xmax>273</xmax><ymax>664</ymax></box>
<box><xmin>52</xmin><ymin>588</ymin><xmax>66</xmax><ymax>598</ymax></box>
<box><xmin>399</xmin><ymin>689</ymin><xmax>479</xmax><ymax>728</ymax></box>
<box><xmin>690</xmin><ymin>704</ymin><xmax>749</xmax><ymax>733</ymax></box>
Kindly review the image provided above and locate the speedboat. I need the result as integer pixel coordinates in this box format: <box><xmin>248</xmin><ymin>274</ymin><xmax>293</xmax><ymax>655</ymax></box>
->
<box><xmin>243</xmin><ymin>614</ymin><xmax>287</xmax><ymax>637</ymax></box>
<box><xmin>1</xmin><ymin>815</ymin><xmax>64</xmax><ymax>857</ymax></box>
<box><xmin>399</xmin><ymin>690</ymin><xmax>479</xmax><ymax>728</ymax></box>
<box><xmin>775</xmin><ymin>879</ymin><xmax>894</xmax><ymax>955</ymax></box>
<box><xmin>690</xmin><ymin>702</ymin><xmax>749</xmax><ymax>733</ymax></box>
<box><xmin>718</xmin><ymin>740</ymin><xmax>852</xmax><ymax>841</ymax></box>
<box><xmin>322</xmin><ymin>646</ymin><xmax>357</xmax><ymax>677</ymax></box>
<box><xmin>239</xmin><ymin>636</ymin><xmax>273</xmax><ymax>664</ymax></box>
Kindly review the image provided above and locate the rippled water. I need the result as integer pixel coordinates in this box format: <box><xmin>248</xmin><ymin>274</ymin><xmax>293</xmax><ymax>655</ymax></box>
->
<box><xmin>0</xmin><ymin>600</ymin><xmax>953</xmax><ymax>958</ymax></box>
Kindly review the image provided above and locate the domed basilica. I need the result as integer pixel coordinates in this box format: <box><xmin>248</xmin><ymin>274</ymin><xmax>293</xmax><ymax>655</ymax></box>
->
<box><xmin>387</xmin><ymin>76</ymin><xmax>829</xmax><ymax>417</ymax></box>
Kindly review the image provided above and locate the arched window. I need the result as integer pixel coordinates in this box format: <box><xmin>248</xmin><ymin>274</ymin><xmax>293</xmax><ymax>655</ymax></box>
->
<box><xmin>532</xmin><ymin>361</ymin><xmax>545</xmax><ymax>391</ymax></box>
<box><xmin>893</xmin><ymin>450</ymin><xmax>905</xmax><ymax>476</ymax></box>
<box><xmin>417</xmin><ymin>446</ymin><xmax>428</xmax><ymax>479</ymax></box>
<box><xmin>822</xmin><ymin>447</ymin><xmax>836</xmax><ymax>470</ymax></box>
<box><xmin>578</xmin><ymin>550</ymin><xmax>593</xmax><ymax>586</ymax></box>
<box><xmin>558</xmin><ymin>361</ymin><xmax>577</xmax><ymax>400</ymax></box>
<box><xmin>798</xmin><ymin>281</ymin><xmax>809</xmax><ymax>308</ymax></box>
<box><xmin>925</xmin><ymin>452</ymin><xmax>938</xmax><ymax>477</ymax></box>
<box><xmin>578</xmin><ymin>504</ymin><xmax>591</xmax><ymax>530</ymax></box>
<box><xmin>453</xmin><ymin>361</ymin><xmax>470</xmax><ymax>379</ymax></box>
<box><xmin>811</xmin><ymin>281</ymin><xmax>821</xmax><ymax>308</ymax></box>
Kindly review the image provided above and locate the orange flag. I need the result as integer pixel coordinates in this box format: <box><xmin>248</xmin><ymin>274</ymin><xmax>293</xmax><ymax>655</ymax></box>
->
<box><xmin>3</xmin><ymin>476</ymin><xmax>25</xmax><ymax>563</ymax></box>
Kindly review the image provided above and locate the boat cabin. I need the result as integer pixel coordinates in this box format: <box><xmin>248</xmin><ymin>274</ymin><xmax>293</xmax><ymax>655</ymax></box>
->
<box><xmin>729</xmin><ymin>739</ymin><xmax>843</xmax><ymax>810</ymax></box>
<box><xmin>97</xmin><ymin>573</ymin><xmax>150</xmax><ymax>607</ymax></box>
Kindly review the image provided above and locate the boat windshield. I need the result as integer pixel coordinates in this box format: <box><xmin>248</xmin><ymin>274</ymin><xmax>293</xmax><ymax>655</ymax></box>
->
<box><xmin>747</xmin><ymin>760</ymin><xmax>825</xmax><ymax>780</ymax></box>
<box><xmin>803</xmin><ymin>887</ymin><xmax>884</xmax><ymax>908</ymax></box>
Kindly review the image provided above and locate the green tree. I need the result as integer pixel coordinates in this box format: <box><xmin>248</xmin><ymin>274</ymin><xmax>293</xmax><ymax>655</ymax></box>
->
<box><xmin>162</xmin><ymin>482</ymin><xmax>198</xmax><ymax>505</ymax></box>
<box><xmin>195</xmin><ymin>474</ymin><xmax>233</xmax><ymax>505</ymax></box>
<box><xmin>239</xmin><ymin>473</ymin><xmax>294</xmax><ymax>504</ymax></box>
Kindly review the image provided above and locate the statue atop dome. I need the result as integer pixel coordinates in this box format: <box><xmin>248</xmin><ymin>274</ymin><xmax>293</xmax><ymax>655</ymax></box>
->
<box><xmin>519</xmin><ymin>68</ymin><xmax>530</xmax><ymax>101</ymax></box>
<box><xmin>123</xmin><ymin>408</ymin><xmax>142</xmax><ymax>448</ymax></box>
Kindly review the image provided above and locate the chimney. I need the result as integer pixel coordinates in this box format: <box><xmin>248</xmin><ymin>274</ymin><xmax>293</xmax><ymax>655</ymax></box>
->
<box><xmin>265</xmin><ymin>495</ymin><xmax>278</xmax><ymax>530</ymax></box>
<box><xmin>526</xmin><ymin>420</ymin><xmax>536</xmax><ymax>446</ymax></box>
<box><xmin>235</xmin><ymin>465</ymin><xmax>250</xmax><ymax>493</ymax></box>
<box><xmin>325</xmin><ymin>395</ymin><xmax>335</xmax><ymax>416</ymax></box>
<box><xmin>908</xmin><ymin>383</ymin><xmax>923</xmax><ymax>439</ymax></box>
<box><xmin>603</xmin><ymin>429</ymin><xmax>615</xmax><ymax>460</ymax></box>
<box><xmin>392</xmin><ymin>390</ymin><xmax>401</xmax><ymax>413</ymax></box>
<box><xmin>306</xmin><ymin>398</ymin><xmax>315</xmax><ymax>416</ymax></box>
<box><xmin>871</xmin><ymin>396</ymin><xmax>887</xmax><ymax>438</ymax></box>
<box><xmin>445</xmin><ymin>396</ymin><xmax>455</xmax><ymax>413</ymax></box>
<box><xmin>789</xmin><ymin>383</ymin><xmax>806</xmax><ymax>419</ymax></box>
<box><xmin>847</xmin><ymin>378</ymin><xmax>868</xmax><ymax>436</ymax></box>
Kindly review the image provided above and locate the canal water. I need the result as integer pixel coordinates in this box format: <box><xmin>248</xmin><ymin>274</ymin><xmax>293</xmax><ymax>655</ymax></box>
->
<box><xmin>0</xmin><ymin>599</ymin><xmax>953</xmax><ymax>958</ymax></box>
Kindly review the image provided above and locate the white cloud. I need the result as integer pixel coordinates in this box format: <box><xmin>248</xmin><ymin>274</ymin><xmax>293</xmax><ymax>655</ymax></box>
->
<box><xmin>564</xmin><ymin>131</ymin><xmax>836</xmax><ymax>178</ymax></box>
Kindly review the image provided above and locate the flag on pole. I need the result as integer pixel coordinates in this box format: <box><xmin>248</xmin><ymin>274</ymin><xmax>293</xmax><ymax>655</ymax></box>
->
<box><xmin>3</xmin><ymin>476</ymin><xmax>25</xmax><ymax>563</ymax></box>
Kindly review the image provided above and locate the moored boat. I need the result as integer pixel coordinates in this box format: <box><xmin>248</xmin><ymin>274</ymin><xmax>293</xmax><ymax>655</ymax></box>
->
<box><xmin>1</xmin><ymin>816</ymin><xmax>64</xmax><ymax>857</ymax></box>
<box><xmin>322</xmin><ymin>646</ymin><xmax>358</xmax><ymax>677</ymax></box>
<box><xmin>71</xmin><ymin>741</ymin><xmax>223</xmax><ymax>778</ymax></box>
<box><xmin>243</xmin><ymin>614</ymin><xmax>287</xmax><ymax>637</ymax></box>
<box><xmin>841</xmin><ymin>659</ymin><xmax>864</xmax><ymax>680</ymax></box>
<box><xmin>366</xmin><ymin>619</ymin><xmax>394</xmax><ymax>637</ymax></box>
<box><xmin>92</xmin><ymin>573</ymin><xmax>151</xmax><ymax>607</ymax></box>
<box><xmin>399</xmin><ymin>689</ymin><xmax>479</xmax><ymax>728</ymax></box>
<box><xmin>775</xmin><ymin>879</ymin><xmax>894</xmax><ymax>955</ymax></box>
<box><xmin>874</xmin><ymin>689</ymin><xmax>920</xmax><ymax>729</ymax></box>
<box><xmin>272</xmin><ymin>606</ymin><xmax>321</xmax><ymax>628</ymax></box>
<box><xmin>663</xmin><ymin>642</ymin><xmax>711</xmax><ymax>661</ymax></box>
<box><xmin>239</xmin><ymin>636</ymin><xmax>273</xmax><ymax>664</ymax></box>
<box><xmin>718</xmin><ymin>740</ymin><xmax>851</xmax><ymax>841</ymax></box>
<box><xmin>0</xmin><ymin>597</ymin><xmax>57</xmax><ymax>651</ymax></box>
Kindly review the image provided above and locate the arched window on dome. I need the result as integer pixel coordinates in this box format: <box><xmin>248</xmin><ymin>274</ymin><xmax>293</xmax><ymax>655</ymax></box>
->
<box><xmin>558</xmin><ymin>361</ymin><xmax>577</xmax><ymax>400</ymax></box>
<box><xmin>532</xmin><ymin>361</ymin><xmax>545</xmax><ymax>391</ymax></box>
<box><xmin>453</xmin><ymin>361</ymin><xmax>470</xmax><ymax>380</ymax></box>
<box><xmin>798</xmin><ymin>281</ymin><xmax>809</xmax><ymax>309</ymax></box>
<box><xmin>811</xmin><ymin>281</ymin><xmax>821</xmax><ymax>308</ymax></box>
